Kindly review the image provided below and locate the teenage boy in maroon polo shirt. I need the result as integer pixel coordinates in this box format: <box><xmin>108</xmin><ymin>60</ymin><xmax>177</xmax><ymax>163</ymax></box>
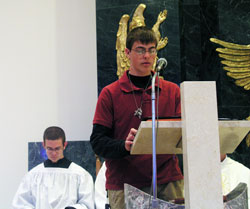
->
<box><xmin>90</xmin><ymin>26</ymin><xmax>183</xmax><ymax>209</ymax></box>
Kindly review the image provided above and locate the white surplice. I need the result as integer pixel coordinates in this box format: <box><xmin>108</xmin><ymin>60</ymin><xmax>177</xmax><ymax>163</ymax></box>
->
<box><xmin>12</xmin><ymin>160</ymin><xmax>94</xmax><ymax>209</ymax></box>
<box><xmin>221</xmin><ymin>156</ymin><xmax>250</xmax><ymax>206</ymax></box>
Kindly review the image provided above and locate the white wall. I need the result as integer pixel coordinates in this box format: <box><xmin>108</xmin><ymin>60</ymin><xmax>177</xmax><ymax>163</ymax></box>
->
<box><xmin>0</xmin><ymin>0</ymin><xmax>97</xmax><ymax>208</ymax></box>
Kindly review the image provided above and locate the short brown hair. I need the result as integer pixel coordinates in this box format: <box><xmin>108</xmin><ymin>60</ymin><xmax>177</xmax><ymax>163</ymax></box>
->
<box><xmin>43</xmin><ymin>126</ymin><xmax>66</xmax><ymax>144</ymax></box>
<box><xmin>126</xmin><ymin>26</ymin><xmax>158</xmax><ymax>50</ymax></box>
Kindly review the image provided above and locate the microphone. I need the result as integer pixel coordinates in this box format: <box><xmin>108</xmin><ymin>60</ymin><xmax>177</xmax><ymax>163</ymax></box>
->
<box><xmin>155</xmin><ymin>58</ymin><xmax>167</xmax><ymax>72</ymax></box>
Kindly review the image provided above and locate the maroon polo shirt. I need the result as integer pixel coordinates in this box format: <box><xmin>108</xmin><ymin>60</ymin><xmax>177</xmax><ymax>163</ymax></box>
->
<box><xmin>93</xmin><ymin>71</ymin><xmax>183</xmax><ymax>190</ymax></box>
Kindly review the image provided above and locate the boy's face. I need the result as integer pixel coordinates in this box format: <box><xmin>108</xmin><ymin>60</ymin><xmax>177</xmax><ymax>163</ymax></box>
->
<box><xmin>125</xmin><ymin>41</ymin><xmax>157</xmax><ymax>76</ymax></box>
<box><xmin>43</xmin><ymin>138</ymin><xmax>67</xmax><ymax>163</ymax></box>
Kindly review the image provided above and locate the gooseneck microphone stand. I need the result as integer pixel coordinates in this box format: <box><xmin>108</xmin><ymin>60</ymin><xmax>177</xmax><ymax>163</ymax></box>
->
<box><xmin>151</xmin><ymin>70</ymin><xmax>159</xmax><ymax>209</ymax></box>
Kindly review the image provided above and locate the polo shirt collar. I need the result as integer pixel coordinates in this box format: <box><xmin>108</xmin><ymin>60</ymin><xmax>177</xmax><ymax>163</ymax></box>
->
<box><xmin>119</xmin><ymin>70</ymin><xmax>162</xmax><ymax>93</ymax></box>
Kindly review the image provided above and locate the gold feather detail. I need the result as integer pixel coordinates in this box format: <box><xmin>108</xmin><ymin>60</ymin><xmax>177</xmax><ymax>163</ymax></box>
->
<box><xmin>210</xmin><ymin>37</ymin><xmax>250</xmax><ymax>90</ymax></box>
<box><xmin>129</xmin><ymin>4</ymin><xmax>146</xmax><ymax>32</ymax></box>
<box><xmin>219</xmin><ymin>54</ymin><xmax>250</xmax><ymax>62</ymax></box>
<box><xmin>221</xmin><ymin>60</ymin><xmax>250</xmax><ymax>68</ymax></box>
<box><xmin>152</xmin><ymin>10</ymin><xmax>168</xmax><ymax>51</ymax></box>
<box><xmin>216</xmin><ymin>48</ymin><xmax>250</xmax><ymax>55</ymax></box>
<box><xmin>210</xmin><ymin>38</ymin><xmax>250</xmax><ymax>49</ymax></box>
<box><xmin>116</xmin><ymin>15</ymin><xmax>130</xmax><ymax>78</ymax></box>
<box><xmin>224</xmin><ymin>67</ymin><xmax>250</xmax><ymax>72</ymax></box>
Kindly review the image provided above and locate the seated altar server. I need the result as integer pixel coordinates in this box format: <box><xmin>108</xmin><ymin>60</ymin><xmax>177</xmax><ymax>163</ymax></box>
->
<box><xmin>12</xmin><ymin>126</ymin><xmax>95</xmax><ymax>209</ymax></box>
<box><xmin>221</xmin><ymin>154</ymin><xmax>250</xmax><ymax>206</ymax></box>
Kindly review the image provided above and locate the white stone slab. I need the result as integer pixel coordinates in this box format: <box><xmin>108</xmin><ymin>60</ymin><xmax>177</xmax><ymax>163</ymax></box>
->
<box><xmin>181</xmin><ymin>81</ymin><xmax>223</xmax><ymax>209</ymax></box>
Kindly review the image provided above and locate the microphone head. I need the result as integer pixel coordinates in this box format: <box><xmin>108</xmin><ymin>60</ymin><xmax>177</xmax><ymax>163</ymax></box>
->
<box><xmin>156</xmin><ymin>58</ymin><xmax>168</xmax><ymax>71</ymax></box>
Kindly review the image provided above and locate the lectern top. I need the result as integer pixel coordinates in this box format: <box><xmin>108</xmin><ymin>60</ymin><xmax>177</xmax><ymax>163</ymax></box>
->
<box><xmin>130</xmin><ymin>120</ymin><xmax>250</xmax><ymax>155</ymax></box>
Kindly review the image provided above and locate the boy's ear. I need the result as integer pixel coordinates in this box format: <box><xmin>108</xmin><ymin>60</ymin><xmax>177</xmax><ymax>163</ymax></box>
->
<box><xmin>63</xmin><ymin>141</ymin><xmax>68</xmax><ymax>150</ymax></box>
<box><xmin>125</xmin><ymin>48</ymin><xmax>130</xmax><ymax>57</ymax></box>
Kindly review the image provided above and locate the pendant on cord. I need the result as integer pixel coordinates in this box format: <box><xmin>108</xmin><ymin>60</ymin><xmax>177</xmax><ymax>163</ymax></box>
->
<box><xmin>134</xmin><ymin>107</ymin><xmax>142</xmax><ymax>119</ymax></box>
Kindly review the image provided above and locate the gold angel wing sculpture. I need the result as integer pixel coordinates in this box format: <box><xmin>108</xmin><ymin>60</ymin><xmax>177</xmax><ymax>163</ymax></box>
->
<box><xmin>210</xmin><ymin>38</ymin><xmax>250</xmax><ymax>90</ymax></box>
<box><xmin>210</xmin><ymin>38</ymin><xmax>250</xmax><ymax>147</ymax></box>
<box><xmin>116</xmin><ymin>14</ymin><xmax>130</xmax><ymax>78</ymax></box>
<box><xmin>116</xmin><ymin>3</ymin><xmax>168</xmax><ymax>78</ymax></box>
<box><xmin>152</xmin><ymin>10</ymin><xmax>168</xmax><ymax>51</ymax></box>
<box><xmin>129</xmin><ymin>4</ymin><xmax>146</xmax><ymax>32</ymax></box>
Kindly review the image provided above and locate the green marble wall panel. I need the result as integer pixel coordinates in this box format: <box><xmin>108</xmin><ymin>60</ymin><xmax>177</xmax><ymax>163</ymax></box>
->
<box><xmin>96</xmin><ymin>0</ymin><xmax>250</xmax><ymax>168</ymax></box>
